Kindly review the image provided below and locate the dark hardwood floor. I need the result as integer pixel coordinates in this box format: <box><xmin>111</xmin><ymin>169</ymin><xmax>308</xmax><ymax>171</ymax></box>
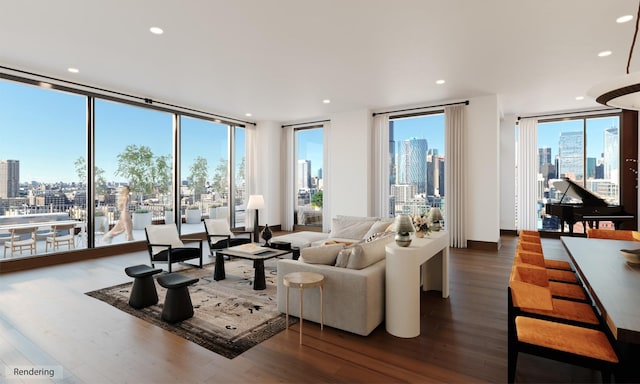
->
<box><xmin>0</xmin><ymin>235</ymin><xmax>604</xmax><ymax>383</ymax></box>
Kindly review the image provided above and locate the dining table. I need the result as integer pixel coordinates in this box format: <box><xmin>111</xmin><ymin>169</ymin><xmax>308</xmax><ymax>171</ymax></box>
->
<box><xmin>561</xmin><ymin>236</ymin><xmax>640</xmax><ymax>378</ymax></box>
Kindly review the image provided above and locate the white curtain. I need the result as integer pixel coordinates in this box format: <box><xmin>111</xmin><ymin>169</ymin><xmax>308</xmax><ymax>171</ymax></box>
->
<box><xmin>281</xmin><ymin>126</ymin><xmax>295</xmax><ymax>231</ymax></box>
<box><xmin>445</xmin><ymin>104</ymin><xmax>467</xmax><ymax>248</ymax></box>
<box><xmin>517</xmin><ymin>118</ymin><xmax>539</xmax><ymax>231</ymax></box>
<box><xmin>244</xmin><ymin>124</ymin><xmax>257</xmax><ymax>230</ymax></box>
<box><xmin>322</xmin><ymin>121</ymin><xmax>332</xmax><ymax>232</ymax></box>
<box><xmin>372</xmin><ymin>114</ymin><xmax>390</xmax><ymax>218</ymax></box>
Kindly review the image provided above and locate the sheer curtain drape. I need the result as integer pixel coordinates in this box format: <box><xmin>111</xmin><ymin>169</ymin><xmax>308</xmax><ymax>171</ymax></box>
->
<box><xmin>244</xmin><ymin>124</ymin><xmax>257</xmax><ymax>230</ymax></box>
<box><xmin>445</xmin><ymin>105</ymin><xmax>467</xmax><ymax>248</ymax></box>
<box><xmin>372</xmin><ymin>114</ymin><xmax>390</xmax><ymax>218</ymax></box>
<box><xmin>322</xmin><ymin>121</ymin><xmax>331</xmax><ymax>232</ymax></box>
<box><xmin>517</xmin><ymin>118</ymin><xmax>539</xmax><ymax>231</ymax></box>
<box><xmin>281</xmin><ymin>126</ymin><xmax>295</xmax><ymax>231</ymax></box>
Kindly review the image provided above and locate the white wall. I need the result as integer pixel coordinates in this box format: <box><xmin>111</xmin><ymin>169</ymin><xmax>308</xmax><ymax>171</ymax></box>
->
<box><xmin>325</xmin><ymin>109</ymin><xmax>372</xmax><ymax>220</ymax></box>
<box><xmin>465</xmin><ymin>95</ymin><xmax>501</xmax><ymax>244</ymax></box>
<box><xmin>500</xmin><ymin>114</ymin><xmax>517</xmax><ymax>231</ymax></box>
<box><xmin>255</xmin><ymin>121</ymin><xmax>282</xmax><ymax>227</ymax></box>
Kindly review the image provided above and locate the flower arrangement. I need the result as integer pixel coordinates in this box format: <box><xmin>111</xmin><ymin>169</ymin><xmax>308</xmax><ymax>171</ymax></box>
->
<box><xmin>412</xmin><ymin>212</ymin><xmax>431</xmax><ymax>234</ymax></box>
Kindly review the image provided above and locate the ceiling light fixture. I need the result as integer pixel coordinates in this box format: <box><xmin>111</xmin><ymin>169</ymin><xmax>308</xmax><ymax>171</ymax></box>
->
<box><xmin>67</xmin><ymin>67</ymin><xmax>79</xmax><ymax>73</ymax></box>
<box><xmin>598</xmin><ymin>50</ymin><xmax>613</xmax><ymax>57</ymax></box>
<box><xmin>618</xmin><ymin>15</ymin><xmax>633</xmax><ymax>23</ymax></box>
<box><xmin>436</xmin><ymin>79</ymin><xmax>446</xmax><ymax>85</ymax></box>
<box><xmin>150</xmin><ymin>27</ymin><xmax>164</xmax><ymax>35</ymax></box>
<box><xmin>589</xmin><ymin>2</ymin><xmax>640</xmax><ymax>110</ymax></box>
<box><xmin>575</xmin><ymin>96</ymin><xmax>585</xmax><ymax>100</ymax></box>
<box><xmin>245</xmin><ymin>113</ymin><xmax>252</xmax><ymax>117</ymax></box>
<box><xmin>322</xmin><ymin>99</ymin><xmax>331</xmax><ymax>104</ymax></box>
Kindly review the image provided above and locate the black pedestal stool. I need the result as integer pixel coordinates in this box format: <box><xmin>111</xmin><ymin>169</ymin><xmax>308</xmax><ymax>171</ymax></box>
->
<box><xmin>157</xmin><ymin>273</ymin><xmax>199</xmax><ymax>323</ymax></box>
<box><xmin>124</xmin><ymin>264</ymin><xmax>163</xmax><ymax>309</ymax></box>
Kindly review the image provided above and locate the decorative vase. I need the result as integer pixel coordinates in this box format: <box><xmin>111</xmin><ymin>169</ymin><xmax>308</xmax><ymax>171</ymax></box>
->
<box><xmin>395</xmin><ymin>232</ymin><xmax>412</xmax><ymax>247</ymax></box>
<box><xmin>261</xmin><ymin>224</ymin><xmax>272</xmax><ymax>246</ymax></box>
<box><xmin>415</xmin><ymin>231</ymin><xmax>425</xmax><ymax>238</ymax></box>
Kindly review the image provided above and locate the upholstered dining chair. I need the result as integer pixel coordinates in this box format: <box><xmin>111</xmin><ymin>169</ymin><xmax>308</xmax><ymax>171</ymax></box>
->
<box><xmin>144</xmin><ymin>224</ymin><xmax>203</xmax><ymax>272</ymax></box>
<box><xmin>203</xmin><ymin>218</ymin><xmax>252</xmax><ymax>255</ymax></box>
<box><xmin>508</xmin><ymin>265</ymin><xmax>619</xmax><ymax>383</ymax></box>
<box><xmin>45</xmin><ymin>223</ymin><xmax>76</xmax><ymax>252</ymax></box>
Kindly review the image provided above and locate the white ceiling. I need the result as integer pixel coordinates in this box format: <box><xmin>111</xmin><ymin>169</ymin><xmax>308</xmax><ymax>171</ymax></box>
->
<box><xmin>0</xmin><ymin>0</ymin><xmax>637</xmax><ymax>122</ymax></box>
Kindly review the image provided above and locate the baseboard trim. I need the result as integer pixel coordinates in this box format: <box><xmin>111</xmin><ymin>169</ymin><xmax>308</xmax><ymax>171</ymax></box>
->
<box><xmin>467</xmin><ymin>239</ymin><xmax>500</xmax><ymax>251</ymax></box>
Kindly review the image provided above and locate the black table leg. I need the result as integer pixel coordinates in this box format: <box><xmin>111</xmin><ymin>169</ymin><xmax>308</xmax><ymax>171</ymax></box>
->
<box><xmin>214</xmin><ymin>251</ymin><xmax>225</xmax><ymax>281</ymax></box>
<box><xmin>253</xmin><ymin>259</ymin><xmax>266</xmax><ymax>290</ymax></box>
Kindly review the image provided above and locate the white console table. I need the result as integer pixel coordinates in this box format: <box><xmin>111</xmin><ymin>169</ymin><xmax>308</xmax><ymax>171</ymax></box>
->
<box><xmin>385</xmin><ymin>231</ymin><xmax>449</xmax><ymax>338</ymax></box>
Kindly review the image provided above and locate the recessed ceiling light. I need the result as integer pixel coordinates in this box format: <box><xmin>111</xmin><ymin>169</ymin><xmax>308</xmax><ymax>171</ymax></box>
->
<box><xmin>245</xmin><ymin>113</ymin><xmax>252</xmax><ymax>117</ymax></box>
<box><xmin>617</xmin><ymin>15</ymin><xmax>633</xmax><ymax>23</ymax></box>
<box><xmin>436</xmin><ymin>79</ymin><xmax>446</xmax><ymax>85</ymax></box>
<box><xmin>575</xmin><ymin>96</ymin><xmax>585</xmax><ymax>100</ymax></box>
<box><xmin>67</xmin><ymin>67</ymin><xmax>79</xmax><ymax>73</ymax></box>
<box><xmin>150</xmin><ymin>27</ymin><xmax>164</xmax><ymax>35</ymax></box>
<box><xmin>598</xmin><ymin>50</ymin><xmax>613</xmax><ymax>57</ymax></box>
<box><xmin>322</xmin><ymin>99</ymin><xmax>331</xmax><ymax>104</ymax></box>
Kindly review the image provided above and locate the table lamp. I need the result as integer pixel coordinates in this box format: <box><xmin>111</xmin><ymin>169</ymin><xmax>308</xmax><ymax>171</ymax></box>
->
<box><xmin>246</xmin><ymin>194</ymin><xmax>264</xmax><ymax>242</ymax></box>
<box><xmin>428</xmin><ymin>207</ymin><xmax>443</xmax><ymax>231</ymax></box>
<box><xmin>393</xmin><ymin>214</ymin><xmax>415</xmax><ymax>247</ymax></box>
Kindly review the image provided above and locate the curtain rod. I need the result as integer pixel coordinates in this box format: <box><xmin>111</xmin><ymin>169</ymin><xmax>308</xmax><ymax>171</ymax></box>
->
<box><xmin>281</xmin><ymin>119</ymin><xmax>330</xmax><ymax>128</ymax></box>
<box><xmin>372</xmin><ymin>100</ymin><xmax>469</xmax><ymax>116</ymax></box>
<box><xmin>0</xmin><ymin>65</ymin><xmax>256</xmax><ymax>126</ymax></box>
<box><xmin>517</xmin><ymin>108</ymin><xmax>620</xmax><ymax>121</ymax></box>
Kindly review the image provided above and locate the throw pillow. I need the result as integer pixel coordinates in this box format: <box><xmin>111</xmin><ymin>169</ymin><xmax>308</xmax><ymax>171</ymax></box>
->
<box><xmin>346</xmin><ymin>234</ymin><xmax>394</xmax><ymax>269</ymax></box>
<box><xmin>300</xmin><ymin>243</ymin><xmax>344</xmax><ymax>265</ymax></box>
<box><xmin>205</xmin><ymin>218</ymin><xmax>234</xmax><ymax>238</ymax></box>
<box><xmin>363</xmin><ymin>219</ymin><xmax>394</xmax><ymax>240</ymax></box>
<box><xmin>329</xmin><ymin>217</ymin><xmax>379</xmax><ymax>240</ymax></box>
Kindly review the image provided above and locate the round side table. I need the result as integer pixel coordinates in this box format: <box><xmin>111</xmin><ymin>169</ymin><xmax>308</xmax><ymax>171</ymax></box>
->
<box><xmin>283</xmin><ymin>271</ymin><xmax>325</xmax><ymax>344</ymax></box>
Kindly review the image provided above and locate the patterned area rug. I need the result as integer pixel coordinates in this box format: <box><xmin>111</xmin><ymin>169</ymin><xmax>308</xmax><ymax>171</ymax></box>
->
<box><xmin>86</xmin><ymin>259</ymin><xmax>295</xmax><ymax>359</ymax></box>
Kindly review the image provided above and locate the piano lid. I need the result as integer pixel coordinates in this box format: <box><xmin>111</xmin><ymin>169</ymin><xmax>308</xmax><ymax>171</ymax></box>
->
<box><xmin>551</xmin><ymin>177</ymin><xmax>608</xmax><ymax>206</ymax></box>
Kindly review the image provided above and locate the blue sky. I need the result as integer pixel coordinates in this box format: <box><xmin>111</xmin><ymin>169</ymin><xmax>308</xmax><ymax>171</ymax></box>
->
<box><xmin>392</xmin><ymin>114</ymin><xmax>445</xmax><ymax>154</ymax></box>
<box><xmin>0</xmin><ymin>80</ymin><xmax>244</xmax><ymax>183</ymax></box>
<box><xmin>537</xmin><ymin>116</ymin><xmax>619</xmax><ymax>159</ymax></box>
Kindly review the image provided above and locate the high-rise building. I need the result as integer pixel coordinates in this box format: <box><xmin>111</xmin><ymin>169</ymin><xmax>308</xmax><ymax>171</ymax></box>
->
<box><xmin>297</xmin><ymin>160</ymin><xmax>311</xmax><ymax>190</ymax></box>
<box><xmin>0</xmin><ymin>159</ymin><xmax>19</xmax><ymax>198</ymax></box>
<box><xmin>604</xmin><ymin>127</ymin><xmax>619</xmax><ymax>181</ymax></box>
<box><xmin>397</xmin><ymin>138</ymin><xmax>428</xmax><ymax>194</ymax></box>
<box><xmin>389</xmin><ymin>121</ymin><xmax>396</xmax><ymax>187</ymax></box>
<box><xmin>558</xmin><ymin>131</ymin><xmax>583</xmax><ymax>180</ymax></box>
<box><xmin>538</xmin><ymin>146</ymin><xmax>552</xmax><ymax>169</ymax></box>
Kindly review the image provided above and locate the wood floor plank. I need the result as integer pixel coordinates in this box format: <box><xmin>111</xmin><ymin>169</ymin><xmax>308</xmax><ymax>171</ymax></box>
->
<box><xmin>0</xmin><ymin>234</ymin><xmax>606</xmax><ymax>383</ymax></box>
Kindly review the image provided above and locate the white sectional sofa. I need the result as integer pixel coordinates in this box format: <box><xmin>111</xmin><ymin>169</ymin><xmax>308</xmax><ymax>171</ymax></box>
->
<box><xmin>275</xmin><ymin>215</ymin><xmax>395</xmax><ymax>336</ymax></box>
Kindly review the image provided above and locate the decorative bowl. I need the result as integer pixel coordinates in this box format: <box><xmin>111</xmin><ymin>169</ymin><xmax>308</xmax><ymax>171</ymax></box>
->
<box><xmin>620</xmin><ymin>249</ymin><xmax>640</xmax><ymax>265</ymax></box>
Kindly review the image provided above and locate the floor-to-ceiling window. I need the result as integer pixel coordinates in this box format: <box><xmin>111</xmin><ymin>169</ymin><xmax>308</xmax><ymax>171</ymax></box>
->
<box><xmin>535</xmin><ymin>113</ymin><xmax>621</xmax><ymax>232</ymax></box>
<box><xmin>94</xmin><ymin>99</ymin><xmax>173</xmax><ymax>245</ymax></box>
<box><xmin>0</xmin><ymin>74</ymin><xmax>250</xmax><ymax>264</ymax></box>
<box><xmin>388</xmin><ymin>113</ymin><xmax>445</xmax><ymax>218</ymax></box>
<box><xmin>233</xmin><ymin>126</ymin><xmax>246</xmax><ymax>228</ymax></box>
<box><xmin>0</xmin><ymin>79</ymin><xmax>88</xmax><ymax>255</ymax></box>
<box><xmin>180</xmin><ymin>116</ymin><xmax>229</xmax><ymax>234</ymax></box>
<box><xmin>294</xmin><ymin>127</ymin><xmax>323</xmax><ymax>228</ymax></box>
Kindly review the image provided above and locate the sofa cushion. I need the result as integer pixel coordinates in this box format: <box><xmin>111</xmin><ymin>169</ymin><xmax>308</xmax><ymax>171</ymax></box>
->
<box><xmin>363</xmin><ymin>219</ymin><xmax>394</xmax><ymax>240</ymax></box>
<box><xmin>346</xmin><ymin>233</ymin><xmax>394</xmax><ymax>270</ymax></box>
<box><xmin>329</xmin><ymin>217</ymin><xmax>378</xmax><ymax>240</ymax></box>
<box><xmin>300</xmin><ymin>243</ymin><xmax>344</xmax><ymax>265</ymax></box>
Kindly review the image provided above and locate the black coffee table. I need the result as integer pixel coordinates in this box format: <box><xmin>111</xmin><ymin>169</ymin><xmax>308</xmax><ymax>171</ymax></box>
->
<box><xmin>214</xmin><ymin>245</ymin><xmax>292</xmax><ymax>290</ymax></box>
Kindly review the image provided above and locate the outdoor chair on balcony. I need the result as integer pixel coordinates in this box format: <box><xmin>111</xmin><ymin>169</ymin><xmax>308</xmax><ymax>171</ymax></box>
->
<box><xmin>45</xmin><ymin>223</ymin><xmax>77</xmax><ymax>252</ymax></box>
<box><xmin>144</xmin><ymin>224</ymin><xmax>203</xmax><ymax>273</ymax></box>
<box><xmin>203</xmin><ymin>218</ymin><xmax>252</xmax><ymax>256</ymax></box>
<box><xmin>3</xmin><ymin>226</ymin><xmax>37</xmax><ymax>258</ymax></box>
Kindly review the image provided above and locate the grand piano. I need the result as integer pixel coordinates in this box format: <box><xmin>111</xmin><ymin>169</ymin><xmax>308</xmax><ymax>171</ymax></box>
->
<box><xmin>544</xmin><ymin>177</ymin><xmax>634</xmax><ymax>234</ymax></box>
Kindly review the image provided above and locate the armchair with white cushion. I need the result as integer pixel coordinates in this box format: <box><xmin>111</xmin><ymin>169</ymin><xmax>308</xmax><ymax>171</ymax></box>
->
<box><xmin>203</xmin><ymin>218</ymin><xmax>253</xmax><ymax>255</ymax></box>
<box><xmin>144</xmin><ymin>224</ymin><xmax>203</xmax><ymax>272</ymax></box>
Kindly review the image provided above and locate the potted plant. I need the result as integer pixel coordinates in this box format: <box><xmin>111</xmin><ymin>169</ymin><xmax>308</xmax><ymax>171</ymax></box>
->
<box><xmin>94</xmin><ymin>210</ymin><xmax>108</xmax><ymax>234</ymax></box>
<box><xmin>133</xmin><ymin>208</ymin><xmax>153</xmax><ymax>230</ymax></box>
<box><xmin>164</xmin><ymin>206</ymin><xmax>174</xmax><ymax>224</ymax></box>
<box><xmin>185</xmin><ymin>205</ymin><xmax>201</xmax><ymax>224</ymax></box>
<box><xmin>208</xmin><ymin>202</ymin><xmax>222</xmax><ymax>219</ymax></box>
